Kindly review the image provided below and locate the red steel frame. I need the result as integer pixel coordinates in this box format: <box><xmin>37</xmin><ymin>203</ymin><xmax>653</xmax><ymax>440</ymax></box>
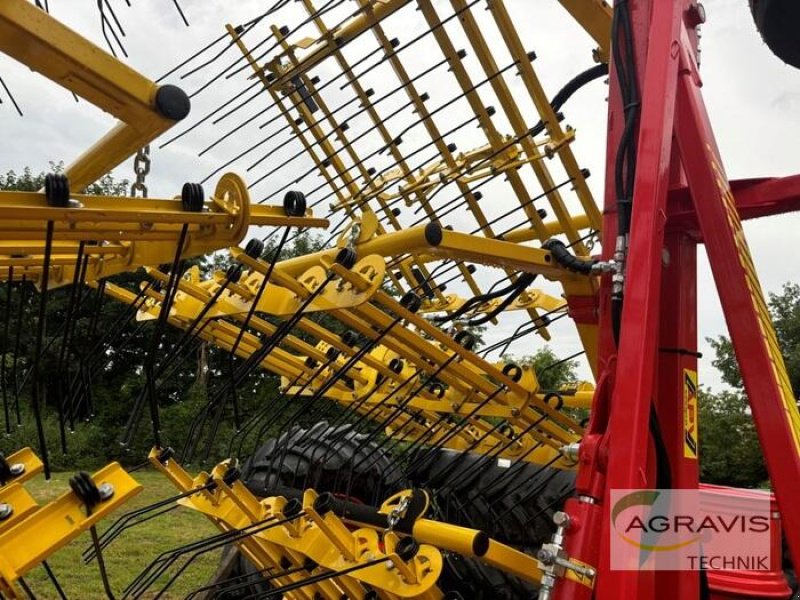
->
<box><xmin>554</xmin><ymin>1</ymin><xmax>800</xmax><ymax>599</ymax></box>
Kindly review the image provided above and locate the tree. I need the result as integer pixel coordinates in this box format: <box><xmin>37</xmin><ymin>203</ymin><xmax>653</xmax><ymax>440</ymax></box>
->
<box><xmin>697</xmin><ymin>389</ymin><xmax>768</xmax><ymax>487</ymax></box>
<box><xmin>514</xmin><ymin>346</ymin><xmax>579</xmax><ymax>391</ymax></box>
<box><xmin>708</xmin><ymin>283</ymin><xmax>800</xmax><ymax>396</ymax></box>
<box><xmin>700</xmin><ymin>282</ymin><xmax>800</xmax><ymax>487</ymax></box>
<box><xmin>0</xmin><ymin>162</ymin><xmax>129</xmax><ymax>195</ymax></box>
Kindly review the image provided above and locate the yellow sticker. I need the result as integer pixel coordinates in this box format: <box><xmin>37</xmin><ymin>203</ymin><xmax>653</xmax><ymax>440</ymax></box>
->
<box><xmin>564</xmin><ymin>557</ymin><xmax>596</xmax><ymax>589</ymax></box>
<box><xmin>683</xmin><ymin>369</ymin><xmax>698</xmax><ymax>459</ymax></box>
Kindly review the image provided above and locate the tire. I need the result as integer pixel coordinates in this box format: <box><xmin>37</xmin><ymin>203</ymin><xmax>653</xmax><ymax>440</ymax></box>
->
<box><xmin>750</xmin><ymin>0</ymin><xmax>800</xmax><ymax>68</ymax></box>
<box><xmin>243</xmin><ymin>420</ymin><xmax>403</xmax><ymax>505</ymax></box>
<box><xmin>224</xmin><ymin>423</ymin><xmax>573</xmax><ymax>599</ymax></box>
<box><xmin>407</xmin><ymin>448</ymin><xmax>576</xmax><ymax>599</ymax></box>
<box><xmin>222</xmin><ymin>421</ymin><xmax>404</xmax><ymax>599</ymax></box>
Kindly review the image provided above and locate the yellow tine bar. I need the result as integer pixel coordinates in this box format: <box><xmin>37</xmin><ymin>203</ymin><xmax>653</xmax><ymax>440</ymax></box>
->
<box><xmin>0</xmin><ymin>463</ymin><xmax>141</xmax><ymax>585</ymax></box>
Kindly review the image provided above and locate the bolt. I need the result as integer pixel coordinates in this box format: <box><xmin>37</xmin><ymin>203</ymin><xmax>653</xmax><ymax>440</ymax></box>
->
<box><xmin>537</xmin><ymin>548</ymin><xmax>555</xmax><ymax>565</ymax></box>
<box><xmin>0</xmin><ymin>504</ymin><xmax>12</xmax><ymax>521</ymax></box>
<box><xmin>9</xmin><ymin>463</ymin><xmax>25</xmax><ymax>477</ymax></box>
<box><xmin>98</xmin><ymin>482</ymin><xmax>115</xmax><ymax>501</ymax></box>
<box><xmin>560</xmin><ymin>442</ymin><xmax>580</xmax><ymax>462</ymax></box>
<box><xmin>553</xmin><ymin>511</ymin><xmax>571</xmax><ymax>528</ymax></box>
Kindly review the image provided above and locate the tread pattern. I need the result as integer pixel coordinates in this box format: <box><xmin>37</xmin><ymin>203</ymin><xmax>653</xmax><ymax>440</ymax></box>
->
<box><xmin>223</xmin><ymin>422</ymin><xmax>578</xmax><ymax>599</ymax></box>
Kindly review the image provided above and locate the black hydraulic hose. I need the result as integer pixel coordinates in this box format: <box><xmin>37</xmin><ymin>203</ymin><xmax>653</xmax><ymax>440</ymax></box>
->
<box><xmin>530</xmin><ymin>63</ymin><xmax>609</xmax><ymax>138</ymax></box>
<box><xmin>431</xmin><ymin>276</ymin><xmax>521</xmax><ymax>324</ymax></box>
<box><xmin>466</xmin><ymin>273</ymin><xmax>536</xmax><ymax>327</ymax></box>
<box><xmin>542</xmin><ymin>238</ymin><xmax>595</xmax><ymax>275</ymax></box>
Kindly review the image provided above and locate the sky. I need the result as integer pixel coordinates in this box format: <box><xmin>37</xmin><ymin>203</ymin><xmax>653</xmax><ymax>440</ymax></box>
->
<box><xmin>1</xmin><ymin>0</ymin><xmax>798</xmax><ymax>391</ymax></box>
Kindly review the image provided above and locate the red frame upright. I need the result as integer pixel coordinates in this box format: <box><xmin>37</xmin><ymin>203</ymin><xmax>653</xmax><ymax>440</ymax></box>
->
<box><xmin>553</xmin><ymin>2</ymin><xmax>800</xmax><ymax>599</ymax></box>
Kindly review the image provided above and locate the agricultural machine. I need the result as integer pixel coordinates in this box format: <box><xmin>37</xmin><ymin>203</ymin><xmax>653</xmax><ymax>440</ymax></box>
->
<box><xmin>0</xmin><ymin>0</ymin><xmax>798</xmax><ymax>598</ymax></box>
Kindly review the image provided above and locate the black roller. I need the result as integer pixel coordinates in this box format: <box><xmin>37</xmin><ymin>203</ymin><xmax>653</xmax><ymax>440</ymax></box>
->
<box><xmin>44</xmin><ymin>173</ymin><xmax>70</xmax><ymax>207</ymax></box>
<box><xmin>334</xmin><ymin>247</ymin><xmax>357</xmax><ymax>269</ymax></box>
<box><xmin>244</xmin><ymin>238</ymin><xmax>264</xmax><ymax>259</ymax></box>
<box><xmin>283</xmin><ymin>190</ymin><xmax>307</xmax><ymax>217</ymax></box>
<box><xmin>454</xmin><ymin>330</ymin><xmax>476</xmax><ymax>351</ymax></box>
<box><xmin>225</xmin><ymin>264</ymin><xmax>242</xmax><ymax>283</ymax></box>
<box><xmin>502</xmin><ymin>363</ymin><xmax>523</xmax><ymax>383</ymax></box>
<box><xmin>395</xmin><ymin>537</ymin><xmax>420</xmax><ymax>561</ymax></box>
<box><xmin>340</xmin><ymin>330</ymin><xmax>359</xmax><ymax>347</ymax></box>
<box><xmin>181</xmin><ymin>182</ymin><xmax>204</xmax><ymax>212</ymax></box>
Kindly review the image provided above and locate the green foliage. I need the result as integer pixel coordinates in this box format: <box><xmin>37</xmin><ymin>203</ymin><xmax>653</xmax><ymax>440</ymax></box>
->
<box><xmin>708</xmin><ymin>283</ymin><xmax>800</xmax><ymax>396</ymax></box>
<box><xmin>0</xmin><ymin>162</ymin><xmax>129</xmax><ymax>195</ymax></box>
<box><xmin>514</xmin><ymin>346</ymin><xmax>579</xmax><ymax>390</ymax></box>
<box><xmin>697</xmin><ymin>389</ymin><xmax>769</xmax><ymax>488</ymax></box>
<box><xmin>701</xmin><ymin>282</ymin><xmax>800</xmax><ymax>488</ymax></box>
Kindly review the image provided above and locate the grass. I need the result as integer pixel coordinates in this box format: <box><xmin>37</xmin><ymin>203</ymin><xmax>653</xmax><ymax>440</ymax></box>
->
<box><xmin>21</xmin><ymin>469</ymin><xmax>221</xmax><ymax>599</ymax></box>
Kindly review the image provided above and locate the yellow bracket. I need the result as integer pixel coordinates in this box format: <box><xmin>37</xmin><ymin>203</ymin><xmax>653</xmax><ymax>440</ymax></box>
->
<box><xmin>1</xmin><ymin>448</ymin><xmax>43</xmax><ymax>487</ymax></box>
<box><xmin>420</xmin><ymin>288</ymin><xmax>566</xmax><ymax>316</ymax></box>
<box><xmin>0</xmin><ymin>484</ymin><xmax>39</xmax><ymax>535</ymax></box>
<box><xmin>0</xmin><ymin>463</ymin><xmax>141</xmax><ymax>597</ymax></box>
<box><xmin>150</xmin><ymin>451</ymin><xmax>443</xmax><ymax>599</ymax></box>
<box><xmin>232</xmin><ymin>248</ymin><xmax>387</xmax><ymax>314</ymax></box>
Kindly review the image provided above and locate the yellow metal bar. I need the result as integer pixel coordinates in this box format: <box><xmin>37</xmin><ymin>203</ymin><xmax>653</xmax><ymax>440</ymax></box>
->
<box><xmin>556</xmin><ymin>0</ymin><xmax>613</xmax><ymax>61</ymax></box>
<box><xmin>263</xmin><ymin>0</ymin><xmax>413</xmax><ymax>91</ymax></box>
<box><xmin>1</xmin><ymin>448</ymin><xmax>43</xmax><ymax>487</ymax></box>
<box><xmin>0</xmin><ymin>173</ymin><xmax>328</xmax><ymax>288</ymax></box>
<box><xmin>0</xmin><ymin>484</ymin><xmax>39</xmax><ymax>534</ymax></box>
<box><xmin>0</xmin><ymin>0</ymin><xmax>189</xmax><ymax>190</ymax></box>
<box><xmin>0</xmin><ymin>463</ymin><xmax>141</xmax><ymax>595</ymax></box>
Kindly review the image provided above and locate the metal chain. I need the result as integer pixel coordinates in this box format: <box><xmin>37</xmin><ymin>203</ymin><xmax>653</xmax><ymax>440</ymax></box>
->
<box><xmin>130</xmin><ymin>145</ymin><xmax>151</xmax><ymax>198</ymax></box>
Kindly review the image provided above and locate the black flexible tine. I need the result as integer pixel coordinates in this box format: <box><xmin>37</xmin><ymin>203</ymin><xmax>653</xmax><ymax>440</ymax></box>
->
<box><xmin>225</xmin><ymin>0</ymin><xmax>348</xmax><ymax>82</ymax></box>
<box><xmin>124</xmin><ymin>513</ymin><xmax>294</xmax><ymax>599</ymax></box>
<box><xmin>1</xmin><ymin>268</ymin><xmax>12</xmax><ymax>433</ymax></box>
<box><xmin>83</xmin><ymin>482</ymin><xmax>216</xmax><ymax>562</ymax></box>
<box><xmin>190</xmin><ymin>228</ymin><xmax>292</xmax><ymax>460</ymax></box>
<box><xmin>269</xmin><ymin>317</ymin><xmax>403</xmax><ymax>488</ymax></box>
<box><xmin>30</xmin><ymin>221</ymin><xmax>55</xmax><ymax>478</ymax></box>
<box><xmin>132</xmin><ymin>223</ymin><xmax>191</xmax><ymax>448</ymax></box>
<box><xmin>0</xmin><ymin>75</ymin><xmax>23</xmax><ymax>116</ymax></box>
<box><xmin>241</xmin><ymin>1</ymin><xmax>488</xmax><ymax>206</ymax></box>
<box><xmin>184</xmin><ymin>267</ymin><xmax>336</xmax><ymax>462</ymax></box>
<box><xmin>11</xmin><ymin>276</ymin><xmax>27</xmax><ymax>425</ymax></box>
<box><xmin>301</xmin><ymin>60</ymin><xmax>518</xmax><ymax>211</ymax></box>
<box><xmin>241</xmin><ymin>556</ymin><xmax>388</xmax><ymax>600</ymax></box>
<box><xmin>52</xmin><ymin>243</ymin><xmax>87</xmax><ymax>452</ymax></box>
<box><xmin>386</xmin><ymin>383</ymin><xmax>508</xmax><ymax>479</ymax></box>
<box><xmin>41</xmin><ymin>561</ymin><xmax>67</xmax><ymax>600</ymax></box>
<box><xmin>183</xmin><ymin>564</ymin><xmax>286</xmax><ymax>600</ymax></box>
<box><xmin>234</xmin><ymin>357</ymin><xmax>335</xmax><ymax>464</ymax></box>
<box><xmin>326</xmin><ymin>351</ymin><xmax>464</xmax><ymax>489</ymax></box>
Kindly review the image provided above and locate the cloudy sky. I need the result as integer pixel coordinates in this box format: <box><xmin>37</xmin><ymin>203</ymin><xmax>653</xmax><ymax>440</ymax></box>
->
<box><xmin>1</xmin><ymin>0</ymin><xmax>798</xmax><ymax>390</ymax></box>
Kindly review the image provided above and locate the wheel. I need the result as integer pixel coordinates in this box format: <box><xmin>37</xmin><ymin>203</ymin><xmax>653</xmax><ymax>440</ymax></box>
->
<box><xmin>750</xmin><ymin>0</ymin><xmax>800</xmax><ymax>68</ymax></box>
<box><xmin>222</xmin><ymin>421</ymin><xmax>404</xmax><ymax>598</ymax></box>
<box><xmin>222</xmin><ymin>422</ymin><xmax>573</xmax><ymax>599</ymax></box>
<box><xmin>406</xmin><ymin>447</ymin><xmax>575</xmax><ymax>598</ymax></box>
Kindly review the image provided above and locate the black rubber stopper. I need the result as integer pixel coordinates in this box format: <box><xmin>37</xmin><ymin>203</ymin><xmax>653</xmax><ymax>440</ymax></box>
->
<box><xmin>155</xmin><ymin>84</ymin><xmax>191</xmax><ymax>121</ymax></box>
